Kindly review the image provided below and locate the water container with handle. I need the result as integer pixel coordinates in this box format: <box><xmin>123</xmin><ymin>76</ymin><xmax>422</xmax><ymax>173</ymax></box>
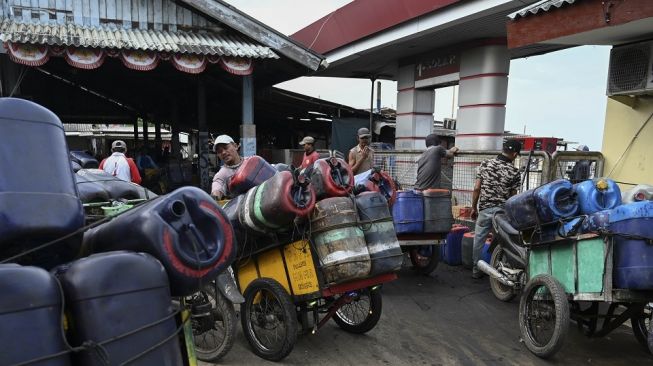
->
<box><xmin>228</xmin><ymin>155</ymin><xmax>277</xmax><ymax>196</ymax></box>
<box><xmin>0</xmin><ymin>98</ymin><xmax>84</xmax><ymax>269</ymax></box>
<box><xmin>573</xmin><ymin>178</ymin><xmax>622</xmax><ymax>215</ymax></box>
<box><xmin>82</xmin><ymin>186</ymin><xmax>235</xmax><ymax>296</ymax></box>
<box><xmin>354</xmin><ymin>168</ymin><xmax>397</xmax><ymax>205</ymax></box>
<box><xmin>310</xmin><ymin>157</ymin><xmax>354</xmax><ymax>199</ymax></box>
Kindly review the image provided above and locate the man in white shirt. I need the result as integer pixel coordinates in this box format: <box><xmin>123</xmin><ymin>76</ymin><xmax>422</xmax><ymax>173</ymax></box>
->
<box><xmin>99</xmin><ymin>140</ymin><xmax>142</xmax><ymax>184</ymax></box>
<box><xmin>211</xmin><ymin>135</ymin><xmax>247</xmax><ymax>200</ymax></box>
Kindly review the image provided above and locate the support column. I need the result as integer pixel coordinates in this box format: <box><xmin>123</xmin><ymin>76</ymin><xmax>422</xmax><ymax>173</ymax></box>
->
<box><xmin>240</xmin><ymin>74</ymin><xmax>256</xmax><ymax>157</ymax></box>
<box><xmin>455</xmin><ymin>43</ymin><xmax>510</xmax><ymax>151</ymax></box>
<box><xmin>198</xmin><ymin>81</ymin><xmax>211</xmax><ymax>192</ymax></box>
<box><xmin>395</xmin><ymin>63</ymin><xmax>434</xmax><ymax>150</ymax></box>
<box><xmin>170</xmin><ymin>99</ymin><xmax>182</xmax><ymax>161</ymax></box>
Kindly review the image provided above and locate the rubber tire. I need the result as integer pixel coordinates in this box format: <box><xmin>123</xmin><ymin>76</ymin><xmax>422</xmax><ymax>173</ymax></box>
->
<box><xmin>631</xmin><ymin>304</ymin><xmax>652</xmax><ymax>353</ymax></box>
<box><xmin>333</xmin><ymin>289</ymin><xmax>383</xmax><ymax>334</ymax></box>
<box><xmin>409</xmin><ymin>245</ymin><xmax>440</xmax><ymax>275</ymax></box>
<box><xmin>241</xmin><ymin>278</ymin><xmax>298</xmax><ymax>361</ymax></box>
<box><xmin>518</xmin><ymin>274</ymin><xmax>570</xmax><ymax>358</ymax></box>
<box><xmin>489</xmin><ymin>246</ymin><xmax>517</xmax><ymax>302</ymax></box>
<box><xmin>193</xmin><ymin>284</ymin><xmax>237</xmax><ymax>363</ymax></box>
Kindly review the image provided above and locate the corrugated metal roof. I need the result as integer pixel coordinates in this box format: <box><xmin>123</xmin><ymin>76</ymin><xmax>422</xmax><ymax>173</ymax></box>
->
<box><xmin>0</xmin><ymin>19</ymin><xmax>278</xmax><ymax>58</ymax></box>
<box><xmin>508</xmin><ymin>0</ymin><xmax>578</xmax><ymax>20</ymax></box>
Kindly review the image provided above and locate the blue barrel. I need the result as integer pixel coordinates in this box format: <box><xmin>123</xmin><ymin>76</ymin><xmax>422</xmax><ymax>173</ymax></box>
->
<box><xmin>505</xmin><ymin>179</ymin><xmax>578</xmax><ymax>230</ymax></box>
<box><xmin>0</xmin><ymin>264</ymin><xmax>71</xmax><ymax>366</ymax></box>
<box><xmin>573</xmin><ymin>178</ymin><xmax>622</xmax><ymax>215</ymax></box>
<box><xmin>54</xmin><ymin>251</ymin><xmax>183</xmax><ymax>365</ymax></box>
<box><xmin>441</xmin><ymin>225</ymin><xmax>469</xmax><ymax>265</ymax></box>
<box><xmin>355</xmin><ymin>192</ymin><xmax>403</xmax><ymax>276</ymax></box>
<box><xmin>392</xmin><ymin>190</ymin><xmax>424</xmax><ymax>234</ymax></box>
<box><xmin>609</xmin><ymin>201</ymin><xmax>653</xmax><ymax>289</ymax></box>
<box><xmin>0</xmin><ymin>98</ymin><xmax>84</xmax><ymax>268</ymax></box>
<box><xmin>481</xmin><ymin>239</ymin><xmax>492</xmax><ymax>264</ymax></box>
<box><xmin>82</xmin><ymin>186</ymin><xmax>235</xmax><ymax>296</ymax></box>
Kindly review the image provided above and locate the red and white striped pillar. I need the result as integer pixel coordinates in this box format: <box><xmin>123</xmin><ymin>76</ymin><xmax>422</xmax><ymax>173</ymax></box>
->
<box><xmin>395</xmin><ymin>63</ymin><xmax>435</xmax><ymax>151</ymax></box>
<box><xmin>455</xmin><ymin>43</ymin><xmax>510</xmax><ymax>150</ymax></box>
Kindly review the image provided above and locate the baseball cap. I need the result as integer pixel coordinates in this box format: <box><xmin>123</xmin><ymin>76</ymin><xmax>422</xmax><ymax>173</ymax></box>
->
<box><xmin>299</xmin><ymin>136</ymin><xmax>315</xmax><ymax>145</ymax></box>
<box><xmin>357</xmin><ymin>127</ymin><xmax>372</xmax><ymax>138</ymax></box>
<box><xmin>112</xmin><ymin>140</ymin><xmax>127</xmax><ymax>150</ymax></box>
<box><xmin>575</xmin><ymin>144</ymin><xmax>589</xmax><ymax>152</ymax></box>
<box><xmin>213</xmin><ymin>135</ymin><xmax>235</xmax><ymax>152</ymax></box>
<box><xmin>503</xmin><ymin>139</ymin><xmax>522</xmax><ymax>153</ymax></box>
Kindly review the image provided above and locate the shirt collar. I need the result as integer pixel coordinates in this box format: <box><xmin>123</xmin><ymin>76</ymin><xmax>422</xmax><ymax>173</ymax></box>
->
<box><xmin>496</xmin><ymin>154</ymin><xmax>512</xmax><ymax>163</ymax></box>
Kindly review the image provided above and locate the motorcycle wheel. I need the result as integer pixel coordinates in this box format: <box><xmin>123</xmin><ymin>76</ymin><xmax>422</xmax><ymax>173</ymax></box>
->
<box><xmin>333</xmin><ymin>288</ymin><xmax>382</xmax><ymax>334</ymax></box>
<box><xmin>519</xmin><ymin>274</ymin><xmax>569</xmax><ymax>358</ymax></box>
<box><xmin>489</xmin><ymin>246</ymin><xmax>517</xmax><ymax>302</ymax></box>
<box><xmin>409</xmin><ymin>245</ymin><xmax>440</xmax><ymax>275</ymax></box>
<box><xmin>631</xmin><ymin>303</ymin><xmax>652</xmax><ymax>353</ymax></box>
<box><xmin>190</xmin><ymin>284</ymin><xmax>237</xmax><ymax>362</ymax></box>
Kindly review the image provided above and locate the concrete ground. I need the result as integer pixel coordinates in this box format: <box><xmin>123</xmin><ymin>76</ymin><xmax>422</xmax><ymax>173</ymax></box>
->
<box><xmin>201</xmin><ymin>263</ymin><xmax>653</xmax><ymax>366</ymax></box>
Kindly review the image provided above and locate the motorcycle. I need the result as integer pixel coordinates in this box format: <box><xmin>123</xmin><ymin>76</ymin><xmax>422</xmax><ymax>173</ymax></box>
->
<box><xmin>187</xmin><ymin>267</ymin><xmax>244</xmax><ymax>362</ymax></box>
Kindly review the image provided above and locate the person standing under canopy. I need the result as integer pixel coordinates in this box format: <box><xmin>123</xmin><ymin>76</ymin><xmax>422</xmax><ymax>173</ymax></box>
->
<box><xmin>348</xmin><ymin>127</ymin><xmax>374</xmax><ymax>175</ymax></box>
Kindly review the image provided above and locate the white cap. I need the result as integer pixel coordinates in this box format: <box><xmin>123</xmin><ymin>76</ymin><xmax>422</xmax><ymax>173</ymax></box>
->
<box><xmin>112</xmin><ymin>140</ymin><xmax>127</xmax><ymax>151</ymax></box>
<box><xmin>299</xmin><ymin>136</ymin><xmax>315</xmax><ymax>145</ymax></box>
<box><xmin>213</xmin><ymin>134</ymin><xmax>235</xmax><ymax>152</ymax></box>
<box><xmin>575</xmin><ymin>144</ymin><xmax>589</xmax><ymax>152</ymax></box>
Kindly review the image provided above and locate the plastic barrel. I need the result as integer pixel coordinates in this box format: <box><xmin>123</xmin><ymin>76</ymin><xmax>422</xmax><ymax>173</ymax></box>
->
<box><xmin>0</xmin><ymin>264</ymin><xmax>71</xmax><ymax>366</ymax></box>
<box><xmin>310</xmin><ymin>158</ymin><xmax>354</xmax><ymax>199</ymax></box>
<box><xmin>54</xmin><ymin>252</ymin><xmax>183</xmax><ymax>365</ymax></box>
<box><xmin>82</xmin><ymin>186</ymin><xmax>235</xmax><ymax>296</ymax></box>
<box><xmin>574</xmin><ymin>178</ymin><xmax>622</xmax><ymax>215</ymax></box>
<box><xmin>423</xmin><ymin>189</ymin><xmax>453</xmax><ymax>233</ymax></box>
<box><xmin>310</xmin><ymin>197</ymin><xmax>371</xmax><ymax>284</ymax></box>
<box><xmin>0</xmin><ymin>98</ymin><xmax>85</xmax><ymax>269</ymax></box>
<box><xmin>354</xmin><ymin>169</ymin><xmax>397</xmax><ymax>206</ymax></box>
<box><xmin>609</xmin><ymin>201</ymin><xmax>653</xmax><ymax>289</ymax></box>
<box><xmin>76</xmin><ymin>169</ymin><xmax>154</xmax><ymax>201</ymax></box>
<box><xmin>442</xmin><ymin>225</ymin><xmax>469</xmax><ymax>265</ymax></box>
<box><xmin>392</xmin><ymin>190</ymin><xmax>424</xmax><ymax>234</ymax></box>
<box><xmin>505</xmin><ymin>179</ymin><xmax>578</xmax><ymax>230</ymax></box>
<box><xmin>461</xmin><ymin>232</ymin><xmax>475</xmax><ymax>269</ymax></box>
<box><xmin>355</xmin><ymin>192</ymin><xmax>403</xmax><ymax>276</ymax></box>
<box><xmin>228</xmin><ymin>155</ymin><xmax>277</xmax><ymax>196</ymax></box>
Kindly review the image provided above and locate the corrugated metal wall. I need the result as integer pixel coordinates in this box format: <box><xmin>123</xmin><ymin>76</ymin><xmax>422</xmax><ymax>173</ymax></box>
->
<box><xmin>0</xmin><ymin>0</ymin><xmax>216</xmax><ymax>31</ymax></box>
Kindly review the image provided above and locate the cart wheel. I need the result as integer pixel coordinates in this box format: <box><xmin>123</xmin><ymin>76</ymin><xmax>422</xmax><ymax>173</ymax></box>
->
<box><xmin>189</xmin><ymin>283</ymin><xmax>237</xmax><ymax>362</ymax></box>
<box><xmin>241</xmin><ymin>278</ymin><xmax>297</xmax><ymax>361</ymax></box>
<box><xmin>409</xmin><ymin>245</ymin><xmax>439</xmax><ymax>275</ymax></box>
<box><xmin>631</xmin><ymin>303</ymin><xmax>652</xmax><ymax>353</ymax></box>
<box><xmin>489</xmin><ymin>246</ymin><xmax>516</xmax><ymax>302</ymax></box>
<box><xmin>519</xmin><ymin>274</ymin><xmax>569</xmax><ymax>358</ymax></box>
<box><xmin>333</xmin><ymin>288</ymin><xmax>382</xmax><ymax>334</ymax></box>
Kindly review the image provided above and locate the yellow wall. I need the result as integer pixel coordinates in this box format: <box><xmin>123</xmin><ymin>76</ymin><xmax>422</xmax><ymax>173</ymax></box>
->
<box><xmin>602</xmin><ymin>97</ymin><xmax>653</xmax><ymax>187</ymax></box>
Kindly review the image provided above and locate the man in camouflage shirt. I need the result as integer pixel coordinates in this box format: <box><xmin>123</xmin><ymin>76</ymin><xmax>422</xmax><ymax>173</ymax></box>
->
<box><xmin>470</xmin><ymin>140</ymin><xmax>522</xmax><ymax>279</ymax></box>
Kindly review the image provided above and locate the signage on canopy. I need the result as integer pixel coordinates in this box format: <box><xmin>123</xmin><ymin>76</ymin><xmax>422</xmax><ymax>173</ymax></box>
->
<box><xmin>4</xmin><ymin>42</ymin><xmax>254</xmax><ymax>76</ymax></box>
<box><xmin>414</xmin><ymin>49</ymin><xmax>460</xmax><ymax>81</ymax></box>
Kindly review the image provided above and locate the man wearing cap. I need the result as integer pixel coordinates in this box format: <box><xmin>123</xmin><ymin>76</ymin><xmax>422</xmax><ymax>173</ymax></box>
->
<box><xmin>570</xmin><ymin>144</ymin><xmax>591</xmax><ymax>183</ymax></box>
<box><xmin>348</xmin><ymin>127</ymin><xmax>374</xmax><ymax>175</ymax></box>
<box><xmin>415</xmin><ymin>134</ymin><xmax>459</xmax><ymax>190</ymax></box>
<box><xmin>99</xmin><ymin>140</ymin><xmax>142</xmax><ymax>184</ymax></box>
<box><xmin>211</xmin><ymin>134</ymin><xmax>247</xmax><ymax>200</ymax></box>
<box><xmin>299</xmin><ymin>136</ymin><xmax>319</xmax><ymax>169</ymax></box>
<box><xmin>470</xmin><ymin>139</ymin><xmax>522</xmax><ymax>279</ymax></box>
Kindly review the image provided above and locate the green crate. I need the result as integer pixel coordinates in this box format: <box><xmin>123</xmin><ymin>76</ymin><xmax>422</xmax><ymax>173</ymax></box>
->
<box><xmin>528</xmin><ymin>237</ymin><xmax>605</xmax><ymax>294</ymax></box>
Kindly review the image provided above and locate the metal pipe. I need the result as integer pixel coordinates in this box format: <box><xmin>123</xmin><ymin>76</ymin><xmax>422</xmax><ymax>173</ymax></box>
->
<box><xmin>477</xmin><ymin>260</ymin><xmax>515</xmax><ymax>287</ymax></box>
<box><xmin>369</xmin><ymin>77</ymin><xmax>375</xmax><ymax>139</ymax></box>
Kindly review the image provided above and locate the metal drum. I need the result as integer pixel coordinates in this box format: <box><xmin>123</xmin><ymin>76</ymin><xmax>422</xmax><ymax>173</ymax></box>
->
<box><xmin>423</xmin><ymin>189</ymin><xmax>453</xmax><ymax>233</ymax></box>
<box><xmin>355</xmin><ymin>192</ymin><xmax>402</xmax><ymax>276</ymax></box>
<box><xmin>310</xmin><ymin>197</ymin><xmax>371</xmax><ymax>284</ymax></box>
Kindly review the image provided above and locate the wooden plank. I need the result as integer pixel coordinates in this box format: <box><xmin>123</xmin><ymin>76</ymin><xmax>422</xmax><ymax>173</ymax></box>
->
<box><xmin>48</xmin><ymin>0</ymin><xmax>56</xmax><ymax>19</ymax></box>
<box><xmin>99</xmin><ymin>0</ymin><xmax>106</xmax><ymax>21</ymax></box>
<box><xmin>39</xmin><ymin>0</ymin><xmax>48</xmax><ymax>21</ymax></box>
<box><xmin>176</xmin><ymin>2</ymin><xmax>183</xmax><ymax>27</ymax></box>
<box><xmin>182</xmin><ymin>6</ymin><xmax>191</xmax><ymax>26</ymax></box>
<box><xmin>551</xmin><ymin>243</ymin><xmax>575</xmax><ymax>294</ymax></box>
<box><xmin>131</xmin><ymin>0</ymin><xmax>138</xmax><ymax>27</ymax></box>
<box><xmin>121</xmin><ymin>0</ymin><xmax>130</xmax><ymax>28</ymax></box>
<box><xmin>152</xmin><ymin>0</ymin><xmax>161</xmax><ymax>30</ymax></box>
<box><xmin>106</xmin><ymin>0</ymin><xmax>116</xmax><ymax>21</ymax></box>
<box><xmin>165</xmin><ymin>0</ymin><xmax>176</xmax><ymax>31</ymax></box>
<box><xmin>72</xmin><ymin>0</ymin><xmax>82</xmax><ymax>24</ymax></box>
<box><xmin>577</xmin><ymin>238</ymin><xmax>605</xmax><ymax>293</ymax></box>
<box><xmin>191</xmin><ymin>10</ymin><xmax>197</xmax><ymax>27</ymax></box>
<box><xmin>89</xmin><ymin>0</ymin><xmax>100</xmax><ymax>25</ymax></box>
<box><xmin>138</xmin><ymin>0</ymin><xmax>146</xmax><ymax>29</ymax></box>
<box><xmin>82</xmin><ymin>0</ymin><xmax>90</xmax><ymax>24</ymax></box>
<box><xmin>147</xmin><ymin>0</ymin><xmax>154</xmax><ymax>27</ymax></box>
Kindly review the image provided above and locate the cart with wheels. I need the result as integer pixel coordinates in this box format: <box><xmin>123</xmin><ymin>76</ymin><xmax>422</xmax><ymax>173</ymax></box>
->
<box><xmin>518</xmin><ymin>233</ymin><xmax>653</xmax><ymax>358</ymax></box>
<box><xmin>396</xmin><ymin>233</ymin><xmax>446</xmax><ymax>275</ymax></box>
<box><xmin>235</xmin><ymin>238</ymin><xmax>397</xmax><ymax>361</ymax></box>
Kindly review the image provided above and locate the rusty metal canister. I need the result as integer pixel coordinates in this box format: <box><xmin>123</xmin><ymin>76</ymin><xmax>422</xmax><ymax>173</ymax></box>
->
<box><xmin>310</xmin><ymin>197</ymin><xmax>371</xmax><ymax>284</ymax></box>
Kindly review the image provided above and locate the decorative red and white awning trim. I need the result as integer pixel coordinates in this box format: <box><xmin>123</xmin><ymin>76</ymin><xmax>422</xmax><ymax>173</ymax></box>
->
<box><xmin>4</xmin><ymin>42</ymin><xmax>255</xmax><ymax>75</ymax></box>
